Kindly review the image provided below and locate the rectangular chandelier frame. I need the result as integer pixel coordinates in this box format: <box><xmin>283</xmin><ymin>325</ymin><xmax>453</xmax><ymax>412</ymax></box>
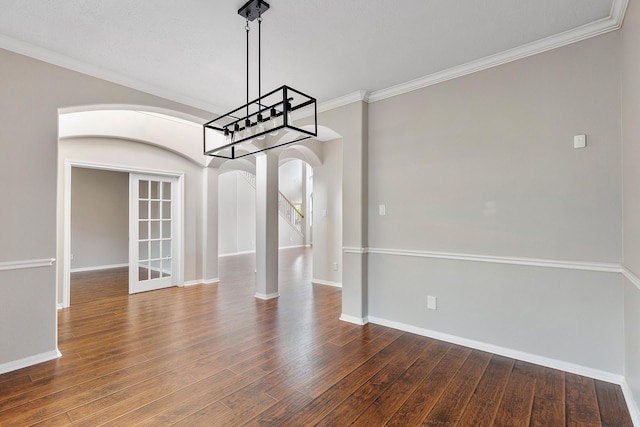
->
<box><xmin>203</xmin><ymin>85</ymin><xmax>317</xmax><ymax>160</ymax></box>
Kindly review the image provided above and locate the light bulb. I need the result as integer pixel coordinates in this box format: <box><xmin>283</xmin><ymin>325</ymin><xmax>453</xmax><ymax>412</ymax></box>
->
<box><xmin>256</xmin><ymin>114</ymin><xmax>266</xmax><ymax>140</ymax></box>
<box><xmin>285</xmin><ymin>101</ymin><xmax>294</xmax><ymax>129</ymax></box>
<box><xmin>269</xmin><ymin>107</ymin><xmax>279</xmax><ymax>136</ymax></box>
<box><xmin>242</xmin><ymin>118</ymin><xmax>253</xmax><ymax>143</ymax></box>
<box><xmin>232</xmin><ymin>123</ymin><xmax>240</xmax><ymax>143</ymax></box>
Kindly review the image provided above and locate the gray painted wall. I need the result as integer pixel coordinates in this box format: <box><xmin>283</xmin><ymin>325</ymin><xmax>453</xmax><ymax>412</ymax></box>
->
<box><xmin>218</xmin><ymin>170</ymin><xmax>304</xmax><ymax>257</ymax></box>
<box><xmin>70</xmin><ymin>168</ymin><xmax>128</xmax><ymax>270</ymax></box>
<box><xmin>218</xmin><ymin>172</ymin><xmax>240</xmax><ymax>255</ymax></box>
<box><xmin>312</xmin><ymin>138</ymin><xmax>343</xmax><ymax>285</ymax></box>
<box><xmin>367</xmin><ymin>32</ymin><xmax>624</xmax><ymax>373</ymax></box>
<box><xmin>0</xmin><ymin>47</ymin><xmax>210</xmax><ymax>368</ymax></box>
<box><xmin>622</xmin><ymin>0</ymin><xmax>640</xmax><ymax>412</ymax></box>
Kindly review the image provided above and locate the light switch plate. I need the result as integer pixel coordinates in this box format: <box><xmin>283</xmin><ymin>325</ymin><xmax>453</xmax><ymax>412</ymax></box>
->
<box><xmin>379</xmin><ymin>204</ymin><xmax>386</xmax><ymax>216</ymax></box>
<box><xmin>574</xmin><ymin>134</ymin><xmax>586</xmax><ymax>149</ymax></box>
<box><xmin>427</xmin><ymin>296</ymin><xmax>437</xmax><ymax>310</ymax></box>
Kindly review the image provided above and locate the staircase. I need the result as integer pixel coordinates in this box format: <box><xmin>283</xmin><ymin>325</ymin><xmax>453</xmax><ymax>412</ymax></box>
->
<box><xmin>239</xmin><ymin>171</ymin><xmax>304</xmax><ymax>235</ymax></box>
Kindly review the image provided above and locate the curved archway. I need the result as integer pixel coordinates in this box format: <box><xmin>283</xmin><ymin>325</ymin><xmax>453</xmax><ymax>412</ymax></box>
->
<box><xmin>59</xmin><ymin>108</ymin><xmax>218</xmax><ymax>167</ymax></box>
<box><xmin>57</xmin><ymin>105</ymin><xmax>219</xmax><ymax>309</ymax></box>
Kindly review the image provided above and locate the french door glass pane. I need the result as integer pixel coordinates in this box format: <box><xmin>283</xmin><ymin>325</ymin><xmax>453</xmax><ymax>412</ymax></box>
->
<box><xmin>162</xmin><ymin>221</ymin><xmax>171</xmax><ymax>238</ymax></box>
<box><xmin>150</xmin><ymin>181</ymin><xmax>160</xmax><ymax>199</ymax></box>
<box><xmin>139</xmin><ymin>180</ymin><xmax>148</xmax><ymax>198</ymax></box>
<box><xmin>150</xmin><ymin>221</ymin><xmax>161</xmax><ymax>239</ymax></box>
<box><xmin>139</xmin><ymin>201</ymin><xmax>148</xmax><ymax>219</ymax></box>
<box><xmin>139</xmin><ymin>262</ymin><xmax>148</xmax><ymax>281</ymax></box>
<box><xmin>162</xmin><ymin>182</ymin><xmax>171</xmax><ymax>199</ymax></box>
<box><xmin>151</xmin><ymin>201</ymin><xmax>160</xmax><ymax>218</ymax></box>
<box><xmin>137</xmin><ymin>177</ymin><xmax>172</xmax><ymax>284</ymax></box>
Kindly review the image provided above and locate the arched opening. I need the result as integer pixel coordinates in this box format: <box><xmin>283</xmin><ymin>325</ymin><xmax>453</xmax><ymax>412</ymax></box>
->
<box><xmin>57</xmin><ymin>107</ymin><xmax>209</xmax><ymax>307</ymax></box>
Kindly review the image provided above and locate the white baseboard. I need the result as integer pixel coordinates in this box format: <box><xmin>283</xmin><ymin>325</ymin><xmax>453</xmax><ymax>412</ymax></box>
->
<box><xmin>367</xmin><ymin>316</ymin><xmax>625</xmax><ymax>385</ymax></box>
<box><xmin>183</xmin><ymin>278</ymin><xmax>220</xmax><ymax>287</ymax></box>
<box><xmin>339</xmin><ymin>314</ymin><xmax>369</xmax><ymax>325</ymax></box>
<box><xmin>621</xmin><ymin>381</ymin><xmax>640</xmax><ymax>426</ymax></box>
<box><xmin>255</xmin><ymin>292</ymin><xmax>280</xmax><ymax>300</ymax></box>
<box><xmin>56</xmin><ymin>303</ymin><xmax>64</xmax><ymax>310</ymax></box>
<box><xmin>0</xmin><ymin>349</ymin><xmax>61</xmax><ymax>375</ymax></box>
<box><xmin>312</xmin><ymin>279</ymin><xmax>342</xmax><ymax>288</ymax></box>
<box><xmin>70</xmin><ymin>263</ymin><xmax>128</xmax><ymax>273</ymax></box>
<box><xmin>219</xmin><ymin>250</ymin><xmax>256</xmax><ymax>258</ymax></box>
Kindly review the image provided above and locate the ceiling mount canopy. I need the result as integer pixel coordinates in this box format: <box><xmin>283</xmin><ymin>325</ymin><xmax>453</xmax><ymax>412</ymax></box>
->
<box><xmin>203</xmin><ymin>0</ymin><xmax>318</xmax><ymax>160</ymax></box>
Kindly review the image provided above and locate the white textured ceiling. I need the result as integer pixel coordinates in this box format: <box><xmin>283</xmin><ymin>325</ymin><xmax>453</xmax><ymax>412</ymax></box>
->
<box><xmin>0</xmin><ymin>0</ymin><xmax>622</xmax><ymax>114</ymax></box>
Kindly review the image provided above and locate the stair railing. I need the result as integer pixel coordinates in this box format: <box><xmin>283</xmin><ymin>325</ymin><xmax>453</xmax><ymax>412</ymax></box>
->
<box><xmin>239</xmin><ymin>171</ymin><xmax>304</xmax><ymax>235</ymax></box>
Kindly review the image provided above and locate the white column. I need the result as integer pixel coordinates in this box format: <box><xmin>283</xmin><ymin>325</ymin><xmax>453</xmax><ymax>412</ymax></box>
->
<box><xmin>340</xmin><ymin>101</ymin><xmax>369</xmax><ymax>324</ymax></box>
<box><xmin>255</xmin><ymin>152</ymin><xmax>279</xmax><ymax>299</ymax></box>
<box><xmin>202</xmin><ymin>167</ymin><xmax>219</xmax><ymax>283</ymax></box>
<box><xmin>301</xmin><ymin>162</ymin><xmax>308</xmax><ymax>246</ymax></box>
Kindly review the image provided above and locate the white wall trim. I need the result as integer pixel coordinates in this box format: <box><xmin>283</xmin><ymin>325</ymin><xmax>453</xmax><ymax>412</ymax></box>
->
<box><xmin>367</xmin><ymin>1</ymin><xmax>628</xmax><ymax>103</ymax></box>
<box><xmin>219</xmin><ymin>250</ymin><xmax>256</xmax><ymax>258</ymax></box>
<box><xmin>368</xmin><ymin>316</ymin><xmax>624</xmax><ymax>384</ymax></box>
<box><xmin>622</xmin><ymin>265</ymin><xmax>640</xmax><ymax>292</ymax></box>
<box><xmin>0</xmin><ymin>349</ymin><xmax>61</xmax><ymax>375</ymax></box>
<box><xmin>339</xmin><ymin>314</ymin><xmax>369</xmax><ymax>326</ymax></box>
<box><xmin>312</xmin><ymin>279</ymin><xmax>342</xmax><ymax>288</ymax></box>
<box><xmin>317</xmin><ymin>90</ymin><xmax>369</xmax><ymax>113</ymax></box>
<box><xmin>255</xmin><ymin>292</ymin><xmax>280</xmax><ymax>300</ymax></box>
<box><xmin>0</xmin><ymin>258</ymin><xmax>56</xmax><ymax>271</ymax></box>
<box><xmin>366</xmin><ymin>247</ymin><xmax>621</xmax><ymax>273</ymax></box>
<box><xmin>183</xmin><ymin>278</ymin><xmax>220</xmax><ymax>286</ymax></box>
<box><xmin>343</xmin><ymin>247</ymin><xmax>367</xmax><ymax>254</ymax></box>
<box><xmin>70</xmin><ymin>263</ymin><xmax>128</xmax><ymax>273</ymax></box>
<box><xmin>621</xmin><ymin>381</ymin><xmax>640</xmax><ymax>427</ymax></box>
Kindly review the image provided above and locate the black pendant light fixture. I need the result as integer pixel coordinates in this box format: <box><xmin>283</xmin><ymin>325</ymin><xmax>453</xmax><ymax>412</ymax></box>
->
<box><xmin>203</xmin><ymin>0</ymin><xmax>317</xmax><ymax>159</ymax></box>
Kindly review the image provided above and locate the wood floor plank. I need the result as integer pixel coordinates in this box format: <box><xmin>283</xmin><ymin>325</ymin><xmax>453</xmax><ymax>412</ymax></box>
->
<box><xmin>455</xmin><ymin>355</ymin><xmax>514</xmax><ymax>427</ymax></box>
<box><xmin>315</xmin><ymin>363</ymin><xmax>405</xmax><ymax>426</ymax></box>
<box><xmin>278</xmin><ymin>354</ymin><xmax>392</xmax><ymax>426</ymax></box>
<box><xmin>491</xmin><ymin>361</ymin><xmax>536</xmax><ymax>427</ymax></box>
<box><xmin>0</xmin><ymin>248</ymin><xmax>632</xmax><ymax>427</ymax></box>
<box><xmin>101</xmin><ymin>367</ymin><xmax>266</xmax><ymax>426</ymax></box>
<box><xmin>385</xmin><ymin>345</ymin><xmax>472</xmax><ymax>426</ymax></box>
<box><xmin>65</xmin><ymin>371</ymin><xmax>197</xmax><ymax>424</ymax></box>
<box><xmin>291</xmin><ymin>333</ymin><xmax>407</xmax><ymax>400</ymax></box>
<box><xmin>530</xmin><ymin>396</ymin><xmax>566</xmax><ymax>427</ymax></box>
<box><xmin>351</xmin><ymin>340</ymin><xmax>451</xmax><ymax>426</ymax></box>
<box><xmin>422</xmin><ymin>349</ymin><xmax>492</xmax><ymax>426</ymax></box>
<box><xmin>595</xmin><ymin>380</ymin><xmax>634</xmax><ymax>427</ymax></box>
<box><xmin>242</xmin><ymin>390</ymin><xmax>313</xmax><ymax>426</ymax></box>
<box><xmin>566</xmin><ymin>372</ymin><xmax>603</xmax><ymax>427</ymax></box>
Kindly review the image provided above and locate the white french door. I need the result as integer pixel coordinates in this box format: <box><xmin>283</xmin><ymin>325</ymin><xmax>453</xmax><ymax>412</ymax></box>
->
<box><xmin>129</xmin><ymin>173</ymin><xmax>180</xmax><ymax>294</ymax></box>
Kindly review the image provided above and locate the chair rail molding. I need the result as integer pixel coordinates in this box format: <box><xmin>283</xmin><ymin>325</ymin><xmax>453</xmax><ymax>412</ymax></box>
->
<box><xmin>365</xmin><ymin>247</ymin><xmax>621</xmax><ymax>273</ymax></box>
<box><xmin>0</xmin><ymin>258</ymin><xmax>56</xmax><ymax>271</ymax></box>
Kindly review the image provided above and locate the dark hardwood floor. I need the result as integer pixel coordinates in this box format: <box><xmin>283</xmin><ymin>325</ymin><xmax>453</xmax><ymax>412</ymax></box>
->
<box><xmin>0</xmin><ymin>247</ymin><xmax>633</xmax><ymax>426</ymax></box>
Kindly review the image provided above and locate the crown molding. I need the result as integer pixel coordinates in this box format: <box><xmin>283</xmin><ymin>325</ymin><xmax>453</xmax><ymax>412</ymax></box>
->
<box><xmin>1</xmin><ymin>0</ymin><xmax>628</xmax><ymax>114</ymax></box>
<box><xmin>317</xmin><ymin>90</ymin><xmax>369</xmax><ymax>113</ymax></box>
<box><xmin>368</xmin><ymin>0</ymin><xmax>629</xmax><ymax>103</ymax></box>
<box><xmin>0</xmin><ymin>34</ymin><xmax>225</xmax><ymax>115</ymax></box>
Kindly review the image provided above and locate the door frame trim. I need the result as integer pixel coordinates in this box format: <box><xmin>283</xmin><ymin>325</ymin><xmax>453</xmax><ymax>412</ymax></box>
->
<box><xmin>62</xmin><ymin>160</ymin><xmax>185</xmax><ymax>308</ymax></box>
